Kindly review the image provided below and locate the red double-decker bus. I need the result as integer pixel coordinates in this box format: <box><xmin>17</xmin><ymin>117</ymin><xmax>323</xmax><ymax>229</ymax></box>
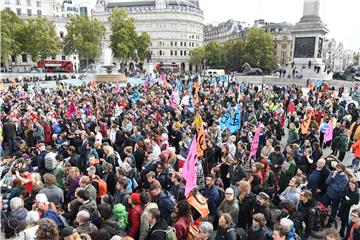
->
<box><xmin>156</xmin><ymin>63</ymin><xmax>179</xmax><ymax>73</ymax></box>
<box><xmin>37</xmin><ymin>59</ymin><xmax>74</xmax><ymax>73</ymax></box>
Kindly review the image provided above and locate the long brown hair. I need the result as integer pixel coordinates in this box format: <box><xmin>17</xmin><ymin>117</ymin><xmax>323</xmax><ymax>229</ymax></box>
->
<box><xmin>238</xmin><ymin>180</ymin><xmax>251</xmax><ymax>204</ymax></box>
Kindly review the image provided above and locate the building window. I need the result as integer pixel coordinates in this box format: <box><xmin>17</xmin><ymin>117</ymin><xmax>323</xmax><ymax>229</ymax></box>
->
<box><xmin>62</xmin><ymin>55</ymin><xmax>66</xmax><ymax>60</ymax></box>
<box><xmin>175</xmin><ymin>51</ymin><xmax>177</xmax><ymax>56</ymax></box>
<box><xmin>16</xmin><ymin>0</ymin><xmax>20</xmax><ymax>5</ymax></box>
<box><xmin>180</xmin><ymin>42</ymin><xmax>183</xmax><ymax>47</ymax></box>
<box><xmin>184</xmin><ymin>42</ymin><xmax>186</xmax><ymax>47</ymax></box>
<box><xmin>170</xmin><ymin>41</ymin><xmax>173</xmax><ymax>46</ymax></box>
<box><xmin>73</xmin><ymin>56</ymin><xmax>76</xmax><ymax>60</ymax></box>
<box><xmin>5</xmin><ymin>0</ymin><xmax>10</xmax><ymax>4</ymax></box>
<box><xmin>11</xmin><ymin>55</ymin><xmax>16</xmax><ymax>62</ymax></box>
<box><xmin>27</xmin><ymin>9</ymin><xmax>31</xmax><ymax>16</ymax></box>
<box><xmin>16</xmin><ymin>8</ymin><xmax>21</xmax><ymax>15</ymax></box>
<box><xmin>170</xmin><ymin>50</ymin><xmax>173</xmax><ymax>56</ymax></box>
<box><xmin>60</xmin><ymin>31</ymin><xmax>64</xmax><ymax>38</ymax></box>
<box><xmin>184</xmin><ymin>51</ymin><xmax>187</xmax><ymax>56</ymax></box>
<box><xmin>21</xmin><ymin>54</ymin><xmax>27</xmax><ymax>62</ymax></box>
<box><xmin>26</xmin><ymin>0</ymin><xmax>31</xmax><ymax>6</ymax></box>
<box><xmin>36</xmin><ymin>1</ymin><xmax>41</xmax><ymax>7</ymax></box>
<box><xmin>174</xmin><ymin>42</ymin><xmax>177</xmax><ymax>47</ymax></box>
<box><xmin>37</xmin><ymin>10</ymin><xmax>41</xmax><ymax>16</ymax></box>
<box><xmin>159</xmin><ymin>50</ymin><xmax>162</xmax><ymax>56</ymax></box>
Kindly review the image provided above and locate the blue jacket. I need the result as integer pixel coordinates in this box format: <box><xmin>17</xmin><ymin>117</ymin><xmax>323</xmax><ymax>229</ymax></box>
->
<box><xmin>156</xmin><ymin>190</ymin><xmax>176</xmax><ymax>225</ymax></box>
<box><xmin>326</xmin><ymin>172</ymin><xmax>348</xmax><ymax>200</ymax></box>
<box><xmin>203</xmin><ymin>185</ymin><xmax>219</xmax><ymax>216</ymax></box>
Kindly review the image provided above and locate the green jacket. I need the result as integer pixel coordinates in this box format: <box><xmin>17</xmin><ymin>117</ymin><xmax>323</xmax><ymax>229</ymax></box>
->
<box><xmin>287</xmin><ymin>129</ymin><xmax>299</xmax><ymax>144</ymax></box>
<box><xmin>337</xmin><ymin>134</ymin><xmax>349</xmax><ymax>153</ymax></box>
<box><xmin>53</xmin><ymin>163</ymin><xmax>64</xmax><ymax>189</ymax></box>
<box><xmin>217</xmin><ymin>198</ymin><xmax>239</xmax><ymax>225</ymax></box>
<box><xmin>279</xmin><ymin>160</ymin><xmax>297</xmax><ymax>191</ymax></box>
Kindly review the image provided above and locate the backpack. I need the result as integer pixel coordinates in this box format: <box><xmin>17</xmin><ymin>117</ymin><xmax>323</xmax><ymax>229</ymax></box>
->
<box><xmin>228</xmin><ymin>227</ymin><xmax>247</xmax><ymax>240</ymax></box>
<box><xmin>112</xmin><ymin>203</ymin><xmax>128</xmax><ymax>229</ymax></box>
<box><xmin>153</xmin><ymin>226</ymin><xmax>176</xmax><ymax>240</ymax></box>
<box><xmin>44</xmin><ymin>152</ymin><xmax>57</xmax><ymax>170</ymax></box>
<box><xmin>186</xmin><ymin>224</ymin><xmax>200</xmax><ymax>240</ymax></box>
<box><xmin>93</xmin><ymin>177</ymin><xmax>107</xmax><ymax>198</ymax></box>
<box><xmin>217</xmin><ymin>186</ymin><xmax>225</xmax><ymax>205</ymax></box>
<box><xmin>42</xmin><ymin>209</ymin><xmax>65</xmax><ymax>230</ymax></box>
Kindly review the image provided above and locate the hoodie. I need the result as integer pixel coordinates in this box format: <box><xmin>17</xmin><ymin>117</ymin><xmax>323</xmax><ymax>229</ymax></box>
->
<box><xmin>4</xmin><ymin>207</ymin><xmax>28</xmax><ymax>238</ymax></box>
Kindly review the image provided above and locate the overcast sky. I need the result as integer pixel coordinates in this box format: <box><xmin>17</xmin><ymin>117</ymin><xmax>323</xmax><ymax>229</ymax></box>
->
<box><xmin>200</xmin><ymin>0</ymin><xmax>360</xmax><ymax>51</ymax></box>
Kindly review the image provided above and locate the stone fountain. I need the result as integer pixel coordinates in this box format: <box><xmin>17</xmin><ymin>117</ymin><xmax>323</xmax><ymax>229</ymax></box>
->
<box><xmin>96</xmin><ymin>47</ymin><xmax>127</xmax><ymax>83</ymax></box>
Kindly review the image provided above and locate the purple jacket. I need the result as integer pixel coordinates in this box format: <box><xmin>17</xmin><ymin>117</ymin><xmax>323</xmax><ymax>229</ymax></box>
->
<box><xmin>67</xmin><ymin>175</ymin><xmax>81</xmax><ymax>200</ymax></box>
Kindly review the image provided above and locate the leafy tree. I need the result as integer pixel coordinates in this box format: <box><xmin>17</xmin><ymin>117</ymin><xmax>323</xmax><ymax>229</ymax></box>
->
<box><xmin>0</xmin><ymin>9</ymin><xmax>24</xmax><ymax>63</ymax></box>
<box><xmin>223</xmin><ymin>40</ymin><xmax>246</xmax><ymax>71</ymax></box>
<box><xmin>136</xmin><ymin>32</ymin><xmax>151</xmax><ymax>62</ymax></box>
<box><xmin>63</xmin><ymin>15</ymin><xmax>105</xmax><ymax>68</ymax></box>
<box><xmin>205</xmin><ymin>41</ymin><xmax>224</xmax><ymax>67</ymax></box>
<box><xmin>190</xmin><ymin>47</ymin><xmax>206</xmax><ymax>68</ymax></box>
<box><xmin>21</xmin><ymin>17</ymin><xmax>60</xmax><ymax>62</ymax></box>
<box><xmin>109</xmin><ymin>8</ymin><xmax>138</xmax><ymax>69</ymax></box>
<box><xmin>243</xmin><ymin>27</ymin><xmax>276</xmax><ymax>72</ymax></box>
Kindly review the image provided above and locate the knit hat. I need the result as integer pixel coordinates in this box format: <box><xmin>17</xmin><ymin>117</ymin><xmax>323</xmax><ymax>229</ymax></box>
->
<box><xmin>61</xmin><ymin>226</ymin><xmax>75</xmax><ymax>238</ymax></box>
<box><xmin>130</xmin><ymin>193</ymin><xmax>141</xmax><ymax>205</ymax></box>
<box><xmin>256</xmin><ymin>192</ymin><xmax>270</xmax><ymax>201</ymax></box>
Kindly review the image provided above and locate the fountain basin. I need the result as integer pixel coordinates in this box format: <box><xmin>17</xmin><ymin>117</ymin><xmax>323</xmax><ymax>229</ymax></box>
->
<box><xmin>95</xmin><ymin>64</ymin><xmax>127</xmax><ymax>83</ymax></box>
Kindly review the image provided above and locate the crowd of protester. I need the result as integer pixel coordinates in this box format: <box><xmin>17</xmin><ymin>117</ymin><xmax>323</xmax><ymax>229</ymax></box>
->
<box><xmin>1</xmin><ymin>73</ymin><xmax>360</xmax><ymax>240</ymax></box>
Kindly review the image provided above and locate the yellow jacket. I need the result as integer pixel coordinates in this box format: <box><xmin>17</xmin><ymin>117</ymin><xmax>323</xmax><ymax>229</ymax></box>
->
<box><xmin>349</xmin><ymin>122</ymin><xmax>360</xmax><ymax>141</ymax></box>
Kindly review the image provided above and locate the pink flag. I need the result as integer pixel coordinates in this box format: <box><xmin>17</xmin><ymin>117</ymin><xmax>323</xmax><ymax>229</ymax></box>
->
<box><xmin>114</xmin><ymin>83</ymin><xmax>121</xmax><ymax>93</ymax></box>
<box><xmin>170</xmin><ymin>93</ymin><xmax>177</xmax><ymax>109</ymax></box>
<box><xmin>249</xmin><ymin>124</ymin><xmax>261</xmax><ymax>158</ymax></box>
<box><xmin>144</xmin><ymin>79</ymin><xmax>148</xmax><ymax>93</ymax></box>
<box><xmin>324</xmin><ymin>118</ymin><xmax>334</xmax><ymax>143</ymax></box>
<box><xmin>183</xmin><ymin>137</ymin><xmax>198</xmax><ymax>197</ymax></box>
<box><xmin>160</xmin><ymin>75</ymin><xmax>166</xmax><ymax>82</ymax></box>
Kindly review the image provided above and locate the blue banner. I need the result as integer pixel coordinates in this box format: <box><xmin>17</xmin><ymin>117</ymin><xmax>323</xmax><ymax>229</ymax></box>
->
<box><xmin>131</xmin><ymin>89</ymin><xmax>140</xmax><ymax>102</ymax></box>
<box><xmin>211</xmin><ymin>78</ymin><xmax>217</xmax><ymax>86</ymax></box>
<box><xmin>220</xmin><ymin>104</ymin><xmax>231</xmax><ymax>131</ymax></box>
<box><xmin>228</xmin><ymin>105</ymin><xmax>241</xmax><ymax>133</ymax></box>
<box><xmin>316</xmin><ymin>80</ymin><xmax>324</xmax><ymax>88</ymax></box>
<box><xmin>220</xmin><ymin>74</ymin><xmax>228</xmax><ymax>82</ymax></box>
<box><xmin>177</xmin><ymin>80</ymin><xmax>183</xmax><ymax>92</ymax></box>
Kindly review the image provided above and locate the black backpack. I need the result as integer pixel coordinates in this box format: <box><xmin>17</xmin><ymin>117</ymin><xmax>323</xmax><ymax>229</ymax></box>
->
<box><xmin>217</xmin><ymin>186</ymin><xmax>225</xmax><ymax>205</ymax></box>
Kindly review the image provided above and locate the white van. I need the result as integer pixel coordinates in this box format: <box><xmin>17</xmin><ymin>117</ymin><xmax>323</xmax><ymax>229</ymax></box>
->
<box><xmin>205</xmin><ymin>69</ymin><xmax>225</xmax><ymax>76</ymax></box>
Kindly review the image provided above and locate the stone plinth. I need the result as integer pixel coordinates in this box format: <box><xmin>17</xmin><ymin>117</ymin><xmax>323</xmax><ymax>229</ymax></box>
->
<box><xmin>95</xmin><ymin>73</ymin><xmax>127</xmax><ymax>83</ymax></box>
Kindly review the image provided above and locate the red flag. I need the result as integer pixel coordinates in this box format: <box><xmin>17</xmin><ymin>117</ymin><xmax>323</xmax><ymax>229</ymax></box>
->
<box><xmin>183</xmin><ymin>137</ymin><xmax>198</xmax><ymax>197</ymax></box>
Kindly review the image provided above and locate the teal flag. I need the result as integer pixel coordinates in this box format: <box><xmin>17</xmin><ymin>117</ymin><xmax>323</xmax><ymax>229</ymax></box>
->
<box><xmin>228</xmin><ymin>105</ymin><xmax>241</xmax><ymax>133</ymax></box>
<box><xmin>131</xmin><ymin>89</ymin><xmax>140</xmax><ymax>102</ymax></box>
<box><xmin>220</xmin><ymin>105</ymin><xmax>231</xmax><ymax>131</ymax></box>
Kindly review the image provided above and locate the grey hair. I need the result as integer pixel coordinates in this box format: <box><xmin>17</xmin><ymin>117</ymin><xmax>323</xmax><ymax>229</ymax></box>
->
<box><xmin>280</xmin><ymin>218</ymin><xmax>294</xmax><ymax>233</ymax></box>
<box><xmin>199</xmin><ymin>221</ymin><xmax>213</xmax><ymax>236</ymax></box>
<box><xmin>26</xmin><ymin>211</ymin><xmax>40</xmax><ymax>225</ymax></box>
<box><xmin>10</xmin><ymin>197</ymin><xmax>24</xmax><ymax>210</ymax></box>
<box><xmin>77</xmin><ymin>210</ymin><xmax>90</xmax><ymax>223</ymax></box>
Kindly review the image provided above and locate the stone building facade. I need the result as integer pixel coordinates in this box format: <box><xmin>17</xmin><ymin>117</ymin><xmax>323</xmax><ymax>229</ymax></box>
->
<box><xmin>94</xmin><ymin>0</ymin><xmax>204</xmax><ymax>72</ymax></box>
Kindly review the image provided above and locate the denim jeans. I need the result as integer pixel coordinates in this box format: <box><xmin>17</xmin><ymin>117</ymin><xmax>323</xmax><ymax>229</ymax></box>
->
<box><xmin>353</xmin><ymin>157</ymin><xmax>360</xmax><ymax>173</ymax></box>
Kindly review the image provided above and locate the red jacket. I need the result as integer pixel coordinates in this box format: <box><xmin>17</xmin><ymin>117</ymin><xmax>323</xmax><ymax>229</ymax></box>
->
<box><xmin>127</xmin><ymin>205</ymin><xmax>142</xmax><ymax>238</ymax></box>
<box><xmin>173</xmin><ymin>216</ymin><xmax>189</xmax><ymax>240</ymax></box>
<box><xmin>352</xmin><ymin>140</ymin><xmax>360</xmax><ymax>158</ymax></box>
